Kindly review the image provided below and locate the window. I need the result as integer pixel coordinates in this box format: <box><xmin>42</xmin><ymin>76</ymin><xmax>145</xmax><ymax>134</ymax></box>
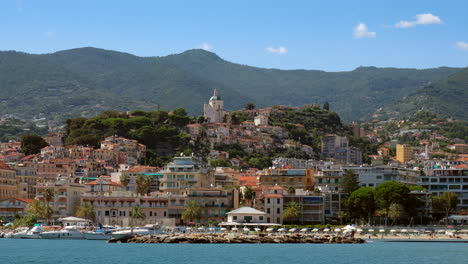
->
<box><xmin>105</xmin><ymin>211</ymin><xmax>110</xmax><ymax>216</ymax></box>
<box><xmin>259</xmin><ymin>216</ymin><xmax>263</xmax><ymax>221</ymax></box>
<box><xmin>267</xmin><ymin>198</ymin><xmax>270</xmax><ymax>204</ymax></box>
<box><xmin>277</xmin><ymin>198</ymin><xmax>280</xmax><ymax>204</ymax></box>
<box><xmin>277</xmin><ymin>208</ymin><xmax>280</xmax><ymax>214</ymax></box>
<box><xmin>267</xmin><ymin>208</ymin><xmax>271</xmax><ymax>214</ymax></box>
<box><xmin>233</xmin><ymin>216</ymin><xmax>237</xmax><ymax>220</ymax></box>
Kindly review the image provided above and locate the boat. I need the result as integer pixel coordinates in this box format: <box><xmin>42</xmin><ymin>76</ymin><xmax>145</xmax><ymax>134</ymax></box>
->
<box><xmin>13</xmin><ymin>226</ymin><xmax>44</xmax><ymax>239</ymax></box>
<box><xmin>84</xmin><ymin>228</ymin><xmax>114</xmax><ymax>240</ymax></box>
<box><xmin>40</xmin><ymin>226</ymin><xmax>85</xmax><ymax>239</ymax></box>
<box><xmin>11</xmin><ymin>227</ymin><xmax>29</xmax><ymax>239</ymax></box>
<box><xmin>111</xmin><ymin>224</ymin><xmax>162</xmax><ymax>240</ymax></box>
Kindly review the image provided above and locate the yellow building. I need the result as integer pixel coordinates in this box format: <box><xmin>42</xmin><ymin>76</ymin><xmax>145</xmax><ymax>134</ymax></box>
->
<box><xmin>0</xmin><ymin>162</ymin><xmax>17</xmax><ymax>200</ymax></box>
<box><xmin>396</xmin><ymin>144</ymin><xmax>413</xmax><ymax>163</ymax></box>
<box><xmin>259</xmin><ymin>169</ymin><xmax>314</xmax><ymax>190</ymax></box>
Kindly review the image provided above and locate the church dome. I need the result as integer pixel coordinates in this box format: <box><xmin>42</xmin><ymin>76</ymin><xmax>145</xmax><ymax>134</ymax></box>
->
<box><xmin>210</xmin><ymin>89</ymin><xmax>221</xmax><ymax>101</ymax></box>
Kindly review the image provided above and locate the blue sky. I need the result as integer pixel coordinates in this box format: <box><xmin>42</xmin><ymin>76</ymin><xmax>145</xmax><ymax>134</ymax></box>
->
<box><xmin>1</xmin><ymin>0</ymin><xmax>467</xmax><ymax>71</ymax></box>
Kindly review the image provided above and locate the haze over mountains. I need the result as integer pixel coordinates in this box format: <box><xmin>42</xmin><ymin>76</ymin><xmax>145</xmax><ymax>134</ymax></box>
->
<box><xmin>0</xmin><ymin>47</ymin><xmax>466</xmax><ymax>122</ymax></box>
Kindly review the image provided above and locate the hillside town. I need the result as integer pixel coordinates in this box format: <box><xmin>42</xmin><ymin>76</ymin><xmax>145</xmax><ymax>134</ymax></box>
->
<box><xmin>0</xmin><ymin>89</ymin><xmax>467</xmax><ymax>228</ymax></box>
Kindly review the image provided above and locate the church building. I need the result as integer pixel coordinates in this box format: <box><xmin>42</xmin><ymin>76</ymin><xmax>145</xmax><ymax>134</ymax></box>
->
<box><xmin>204</xmin><ymin>89</ymin><xmax>225</xmax><ymax>123</ymax></box>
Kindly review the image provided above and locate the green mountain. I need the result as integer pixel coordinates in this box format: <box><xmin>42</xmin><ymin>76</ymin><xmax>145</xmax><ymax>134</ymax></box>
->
<box><xmin>0</xmin><ymin>47</ymin><xmax>464</xmax><ymax>122</ymax></box>
<box><xmin>373</xmin><ymin>68</ymin><xmax>468</xmax><ymax>121</ymax></box>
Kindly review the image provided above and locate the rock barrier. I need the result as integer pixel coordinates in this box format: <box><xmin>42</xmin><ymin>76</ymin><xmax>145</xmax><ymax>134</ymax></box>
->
<box><xmin>108</xmin><ymin>233</ymin><xmax>366</xmax><ymax>244</ymax></box>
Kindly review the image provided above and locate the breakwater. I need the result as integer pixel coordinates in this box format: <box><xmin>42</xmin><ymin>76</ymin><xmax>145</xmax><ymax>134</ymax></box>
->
<box><xmin>108</xmin><ymin>233</ymin><xmax>366</xmax><ymax>244</ymax></box>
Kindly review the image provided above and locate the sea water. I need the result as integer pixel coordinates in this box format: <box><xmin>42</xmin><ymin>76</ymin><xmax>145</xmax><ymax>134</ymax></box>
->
<box><xmin>0</xmin><ymin>239</ymin><xmax>467</xmax><ymax>264</ymax></box>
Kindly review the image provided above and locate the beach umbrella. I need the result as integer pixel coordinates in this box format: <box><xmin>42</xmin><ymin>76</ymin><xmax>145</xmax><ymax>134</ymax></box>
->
<box><xmin>243</xmin><ymin>227</ymin><xmax>250</xmax><ymax>232</ymax></box>
<box><xmin>390</xmin><ymin>229</ymin><xmax>397</xmax><ymax>233</ymax></box>
<box><xmin>379</xmin><ymin>229</ymin><xmax>386</xmax><ymax>233</ymax></box>
<box><xmin>232</xmin><ymin>227</ymin><xmax>238</xmax><ymax>232</ymax></box>
<box><xmin>323</xmin><ymin>228</ymin><xmax>330</xmax><ymax>232</ymax></box>
<box><xmin>266</xmin><ymin>228</ymin><xmax>276</xmax><ymax>233</ymax></box>
<box><xmin>401</xmin><ymin>229</ymin><xmax>408</xmax><ymax>233</ymax></box>
<box><xmin>208</xmin><ymin>227</ymin><xmax>216</xmax><ymax>232</ymax></box>
<box><xmin>254</xmin><ymin>228</ymin><xmax>261</xmax><ymax>232</ymax></box>
<box><xmin>220</xmin><ymin>228</ymin><xmax>228</xmax><ymax>232</ymax></box>
<box><xmin>368</xmin><ymin>229</ymin><xmax>374</xmax><ymax>233</ymax></box>
<box><xmin>278</xmin><ymin>228</ymin><xmax>288</xmax><ymax>233</ymax></box>
<box><xmin>356</xmin><ymin>229</ymin><xmax>363</xmax><ymax>233</ymax></box>
<box><xmin>312</xmin><ymin>228</ymin><xmax>320</xmax><ymax>232</ymax></box>
<box><xmin>300</xmin><ymin>228</ymin><xmax>311</xmax><ymax>233</ymax></box>
<box><xmin>334</xmin><ymin>228</ymin><xmax>342</xmax><ymax>233</ymax></box>
<box><xmin>289</xmin><ymin>228</ymin><xmax>298</xmax><ymax>233</ymax></box>
<box><xmin>198</xmin><ymin>227</ymin><xmax>205</xmax><ymax>231</ymax></box>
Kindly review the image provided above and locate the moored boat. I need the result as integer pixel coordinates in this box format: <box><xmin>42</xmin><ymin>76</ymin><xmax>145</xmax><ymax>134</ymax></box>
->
<box><xmin>40</xmin><ymin>226</ymin><xmax>85</xmax><ymax>239</ymax></box>
<box><xmin>13</xmin><ymin>226</ymin><xmax>44</xmax><ymax>239</ymax></box>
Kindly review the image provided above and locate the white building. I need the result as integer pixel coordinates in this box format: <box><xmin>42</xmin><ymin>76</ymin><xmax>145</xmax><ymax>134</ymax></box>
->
<box><xmin>225</xmin><ymin>207</ymin><xmax>267</xmax><ymax>224</ymax></box>
<box><xmin>204</xmin><ymin>89</ymin><xmax>225</xmax><ymax>123</ymax></box>
<box><xmin>254</xmin><ymin>115</ymin><xmax>269</xmax><ymax>126</ymax></box>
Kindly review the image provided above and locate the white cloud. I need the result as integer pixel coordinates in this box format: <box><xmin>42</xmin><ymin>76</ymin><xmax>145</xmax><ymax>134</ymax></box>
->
<box><xmin>395</xmin><ymin>13</ymin><xmax>443</xmax><ymax>28</ymax></box>
<box><xmin>266</xmin><ymin>46</ymin><xmax>287</xmax><ymax>54</ymax></box>
<box><xmin>44</xmin><ymin>31</ymin><xmax>56</xmax><ymax>38</ymax></box>
<box><xmin>456</xmin><ymin>41</ymin><xmax>468</xmax><ymax>51</ymax></box>
<box><xmin>353</xmin><ymin>23</ymin><xmax>376</xmax><ymax>39</ymax></box>
<box><xmin>199</xmin><ymin>42</ymin><xmax>212</xmax><ymax>51</ymax></box>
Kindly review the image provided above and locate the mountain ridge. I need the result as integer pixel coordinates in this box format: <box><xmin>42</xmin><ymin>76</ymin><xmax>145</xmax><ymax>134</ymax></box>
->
<box><xmin>0</xmin><ymin>47</ymin><xmax>465</xmax><ymax>122</ymax></box>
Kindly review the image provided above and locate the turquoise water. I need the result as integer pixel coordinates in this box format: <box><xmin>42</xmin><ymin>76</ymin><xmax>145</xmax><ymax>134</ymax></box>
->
<box><xmin>1</xmin><ymin>239</ymin><xmax>467</xmax><ymax>264</ymax></box>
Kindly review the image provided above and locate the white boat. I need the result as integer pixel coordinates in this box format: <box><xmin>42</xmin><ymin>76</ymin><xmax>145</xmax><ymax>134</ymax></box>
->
<box><xmin>84</xmin><ymin>229</ymin><xmax>113</xmax><ymax>240</ymax></box>
<box><xmin>11</xmin><ymin>227</ymin><xmax>29</xmax><ymax>239</ymax></box>
<box><xmin>111</xmin><ymin>225</ymin><xmax>162</xmax><ymax>240</ymax></box>
<box><xmin>40</xmin><ymin>226</ymin><xmax>85</xmax><ymax>240</ymax></box>
<box><xmin>13</xmin><ymin>226</ymin><xmax>44</xmax><ymax>239</ymax></box>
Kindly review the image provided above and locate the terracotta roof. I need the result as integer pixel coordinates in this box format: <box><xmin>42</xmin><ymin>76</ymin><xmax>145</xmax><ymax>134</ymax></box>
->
<box><xmin>271</xmin><ymin>185</ymin><xmax>286</xmax><ymax>190</ymax></box>
<box><xmin>15</xmin><ymin>197</ymin><xmax>34</xmax><ymax>203</ymax></box>
<box><xmin>0</xmin><ymin>161</ymin><xmax>13</xmax><ymax>170</ymax></box>
<box><xmin>86</xmin><ymin>179</ymin><xmax>121</xmax><ymax>186</ymax></box>
<box><xmin>264</xmin><ymin>194</ymin><xmax>283</xmax><ymax>198</ymax></box>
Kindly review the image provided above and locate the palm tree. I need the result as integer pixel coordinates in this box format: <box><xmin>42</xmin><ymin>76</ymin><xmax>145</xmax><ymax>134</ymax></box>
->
<box><xmin>76</xmin><ymin>202</ymin><xmax>96</xmax><ymax>223</ymax></box>
<box><xmin>181</xmin><ymin>200</ymin><xmax>201</xmax><ymax>223</ymax></box>
<box><xmin>44</xmin><ymin>188</ymin><xmax>54</xmax><ymax>204</ymax></box>
<box><xmin>136</xmin><ymin>174</ymin><xmax>153</xmax><ymax>195</ymax></box>
<box><xmin>28</xmin><ymin>199</ymin><xmax>45</xmax><ymax>217</ymax></box>
<box><xmin>243</xmin><ymin>186</ymin><xmax>254</xmax><ymax>206</ymax></box>
<box><xmin>130</xmin><ymin>205</ymin><xmax>146</xmax><ymax>233</ymax></box>
<box><xmin>283</xmin><ymin>201</ymin><xmax>301</xmax><ymax>224</ymax></box>
<box><xmin>337</xmin><ymin>211</ymin><xmax>348</xmax><ymax>225</ymax></box>
<box><xmin>120</xmin><ymin>174</ymin><xmax>130</xmax><ymax>191</ymax></box>
<box><xmin>43</xmin><ymin>205</ymin><xmax>54</xmax><ymax>225</ymax></box>
<box><xmin>288</xmin><ymin>187</ymin><xmax>295</xmax><ymax>195</ymax></box>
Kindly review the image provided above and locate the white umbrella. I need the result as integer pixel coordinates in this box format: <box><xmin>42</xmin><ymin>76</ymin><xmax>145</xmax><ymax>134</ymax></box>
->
<box><xmin>368</xmin><ymin>229</ymin><xmax>375</xmax><ymax>233</ymax></box>
<box><xmin>390</xmin><ymin>229</ymin><xmax>397</xmax><ymax>233</ymax></box>
<box><xmin>266</xmin><ymin>228</ymin><xmax>275</xmax><ymax>233</ymax></box>
<box><xmin>243</xmin><ymin>227</ymin><xmax>250</xmax><ymax>232</ymax></box>
<box><xmin>356</xmin><ymin>229</ymin><xmax>363</xmax><ymax>233</ymax></box>
<box><xmin>379</xmin><ymin>229</ymin><xmax>386</xmax><ymax>233</ymax></box>
<box><xmin>289</xmin><ymin>228</ymin><xmax>298</xmax><ymax>233</ymax></box>
<box><xmin>278</xmin><ymin>228</ymin><xmax>288</xmax><ymax>232</ymax></box>
<box><xmin>300</xmin><ymin>228</ymin><xmax>310</xmax><ymax>233</ymax></box>
<box><xmin>254</xmin><ymin>228</ymin><xmax>261</xmax><ymax>232</ymax></box>
<box><xmin>220</xmin><ymin>228</ymin><xmax>228</xmax><ymax>232</ymax></box>
<box><xmin>401</xmin><ymin>229</ymin><xmax>408</xmax><ymax>233</ymax></box>
<box><xmin>342</xmin><ymin>225</ymin><xmax>356</xmax><ymax>232</ymax></box>
<box><xmin>232</xmin><ymin>227</ymin><xmax>238</xmax><ymax>232</ymax></box>
<box><xmin>208</xmin><ymin>227</ymin><xmax>216</xmax><ymax>232</ymax></box>
<box><xmin>312</xmin><ymin>228</ymin><xmax>320</xmax><ymax>232</ymax></box>
<box><xmin>334</xmin><ymin>228</ymin><xmax>342</xmax><ymax>232</ymax></box>
<box><xmin>323</xmin><ymin>228</ymin><xmax>330</xmax><ymax>232</ymax></box>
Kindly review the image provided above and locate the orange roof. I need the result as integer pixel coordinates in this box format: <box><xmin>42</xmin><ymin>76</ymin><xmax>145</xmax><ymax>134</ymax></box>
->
<box><xmin>15</xmin><ymin>197</ymin><xmax>34</xmax><ymax>203</ymax></box>
<box><xmin>455</xmin><ymin>164</ymin><xmax>467</xmax><ymax>169</ymax></box>
<box><xmin>0</xmin><ymin>161</ymin><xmax>13</xmax><ymax>170</ymax></box>
<box><xmin>86</xmin><ymin>179</ymin><xmax>121</xmax><ymax>186</ymax></box>
<box><xmin>264</xmin><ymin>194</ymin><xmax>283</xmax><ymax>198</ymax></box>
<box><xmin>271</xmin><ymin>185</ymin><xmax>286</xmax><ymax>190</ymax></box>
